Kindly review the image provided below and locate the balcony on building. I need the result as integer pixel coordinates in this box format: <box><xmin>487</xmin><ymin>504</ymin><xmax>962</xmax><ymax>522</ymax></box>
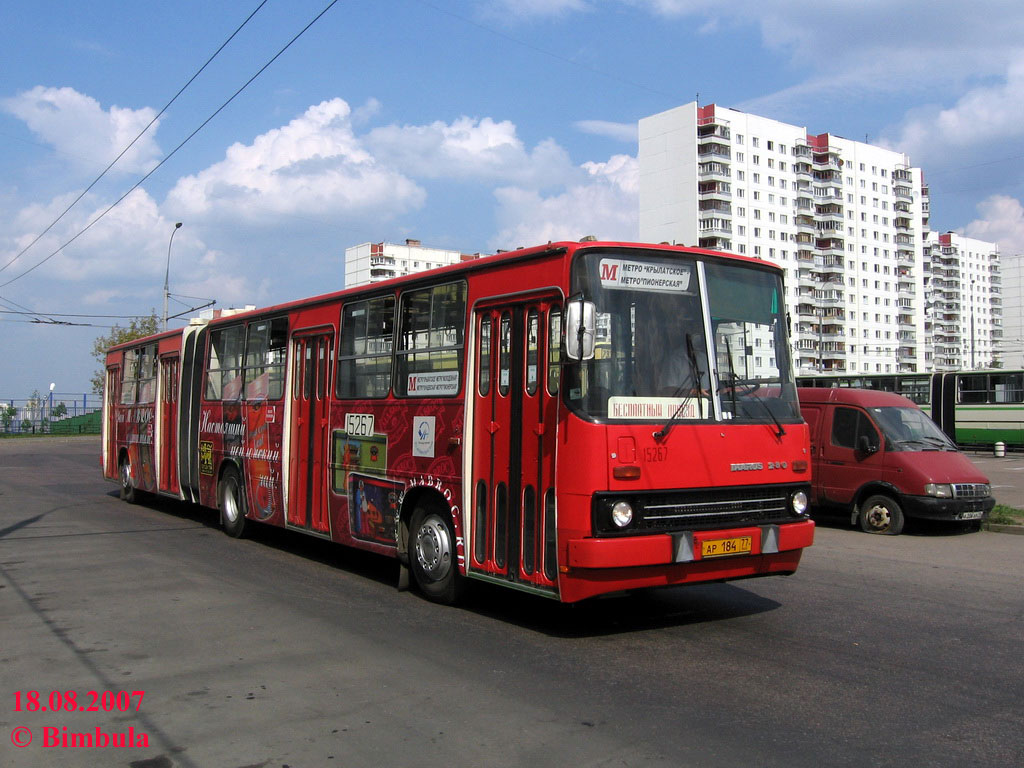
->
<box><xmin>698</xmin><ymin>235</ymin><xmax>731</xmax><ymax>251</ymax></box>
<box><xmin>699</xmin><ymin>218</ymin><xmax>732</xmax><ymax>235</ymax></box>
<box><xmin>894</xmin><ymin>185</ymin><xmax>914</xmax><ymax>201</ymax></box>
<box><xmin>795</xmin><ymin>247</ymin><xmax>815</xmax><ymax>263</ymax></box>
<box><xmin>698</xmin><ymin>180</ymin><xmax>732</xmax><ymax>200</ymax></box>
<box><xmin>896</xmin><ymin>248</ymin><xmax>915</xmax><ymax>266</ymax></box>
<box><xmin>895</xmin><ymin>233</ymin><xmax>915</xmax><ymax>248</ymax></box>
<box><xmin>697</xmin><ymin>140</ymin><xmax>731</xmax><ymax>160</ymax></box>
<box><xmin>815</xmin><ymin>237</ymin><xmax>845</xmax><ymax>257</ymax></box>
<box><xmin>794</xmin><ymin>162</ymin><xmax>813</xmax><ymax>179</ymax></box>
<box><xmin>696</xmin><ymin>111</ymin><xmax>729</xmax><ymax>135</ymax></box>
<box><xmin>797</xmin><ymin>270</ymin><xmax>817</xmax><ymax>289</ymax></box>
<box><xmin>698</xmin><ymin>199</ymin><xmax>732</xmax><ymax>217</ymax></box>
<box><xmin>796</xmin><ymin>302</ymin><xmax>817</xmax><ymax>319</ymax></box>
<box><xmin>698</xmin><ymin>161</ymin><xmax>731</xmax><ymax>180</ymax></box>
<box><xmin>815</xmin><ymin>203</ymin><xmax>844</xmax><ymax>221</ymax></box>
<box><xmin>894</xmin><ymin>216</ymin><xmax>913</xmax><ymax>231</ymax></box>
<box><xmin>795</xmin><ymin>214</ymin><xmax>817</xmax><ymax>234</ymax></box>
<box><xmin>812</xmin><ymin>150</ymin><xmax>842</xmax><ymax>171</ymax></box>
<box><xmin>812</xmin><ymin>169</ymin><xmax>843</xmax><ymax>188</ymax></box>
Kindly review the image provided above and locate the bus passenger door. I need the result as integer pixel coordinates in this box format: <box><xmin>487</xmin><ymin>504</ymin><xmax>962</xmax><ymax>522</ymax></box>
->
<box><xmin>158</xmin><ymin>355</ymin><xmax>180</xmax><ymax>494</ymax></box>
<box><xmin>470</xmin><ymin>297</ymin><xmax>560</xmax><ymax>591</ymax></box>
<box><xmin>288</xmin><ymin>331</ymin><xmax>333</xmax><ymax>535</ymax></box>
<box><xmin>104</xmin><ymin>366</ymin><xmax>121</xmax><ymax>479</ymax></box>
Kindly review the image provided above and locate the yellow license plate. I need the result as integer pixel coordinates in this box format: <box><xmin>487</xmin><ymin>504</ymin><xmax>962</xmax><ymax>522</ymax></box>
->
<box><xmin>701</xmin><ymin>536</ymin><xmax>753</xmax><ymax>558</ymax></box>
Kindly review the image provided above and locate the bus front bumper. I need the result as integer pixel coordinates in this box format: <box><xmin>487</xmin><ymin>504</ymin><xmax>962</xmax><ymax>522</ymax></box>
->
<box><xmin>559</xmin><ymin>520</ymin><xmax>814</xmax><ymax>602</ymax></box>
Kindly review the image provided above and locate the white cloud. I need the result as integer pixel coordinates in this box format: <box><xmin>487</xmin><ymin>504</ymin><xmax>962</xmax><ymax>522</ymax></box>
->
<box><xmin>963</xmin><ymin>195</ymin><xmax>1024</xmax><ymax>256</ymax></box>
<box><xmin>480</xmin><ymin>0</ymin><xmax>591</xmax><ymax>21</ymax></box>
<box><xmin>165</xmin><ymin>98</ymin><xmax>425</xmax><ymax>224</ymax></box>
<box><xmin>1</xmin><ymin>86</ymin><xmax>161</xmax><ymax>174</ymax></box>
<box><xmin>574</xmin><ymin>120</ymin><xmax>638</xmax><ymax>143</ymax></box>
<box><xmin>490</xmin><ymin>154</ymin><xmax>638</xmax><ymax>249</ymax></box>
<box><xmin>367</xmin><ymin>116</ymin><xmax>575</xmax><ymax>187</ymax></box>
<box><xmin>884</xmin><ymin>55</ymin><xmax>1024</xmax><ymax>164</ymax></box>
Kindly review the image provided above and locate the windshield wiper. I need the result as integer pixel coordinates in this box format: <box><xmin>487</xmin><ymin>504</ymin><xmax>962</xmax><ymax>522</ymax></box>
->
<box><xmin>653</xmin><ymin>333</ymin><xmax>703</xmax><ymax>442</ymax></box>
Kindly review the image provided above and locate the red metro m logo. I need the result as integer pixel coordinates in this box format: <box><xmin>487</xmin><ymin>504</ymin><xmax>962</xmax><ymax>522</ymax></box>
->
<box><xmin>600</xmin><ymin>262</ymin><xmax>619</xmax><ymax>282</ymax></box>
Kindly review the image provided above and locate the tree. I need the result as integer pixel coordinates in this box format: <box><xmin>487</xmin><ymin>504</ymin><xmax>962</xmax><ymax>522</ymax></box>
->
<box><xmin>2</xmin><ymin>405</ymin><xmax>15</xmax><ymax>432</ymax></box>
<box><xmin>90</xmin><ymin>313</ymin><xmax>160</xmax><ymax>394</ymax></box>
<box><xmin>52</xmin><ymin>402</ymin><xmax>68</xmax><ymax>419</ymax></box>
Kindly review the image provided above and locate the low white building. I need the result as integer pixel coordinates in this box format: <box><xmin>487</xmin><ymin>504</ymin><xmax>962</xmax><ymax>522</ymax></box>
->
<box><xmin>345</xmin><ymin>239</ymin><xmax>476</xmax><ymax>288</ymax></box>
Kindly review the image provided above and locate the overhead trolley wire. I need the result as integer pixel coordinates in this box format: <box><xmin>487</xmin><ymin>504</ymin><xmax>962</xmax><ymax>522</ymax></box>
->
<box><xmin>0</xmin><ymin>0</ymin><xmax>341</xmax><ymax>294</ymax></box>
<box><xmin>0</xmin><ymin>0</ymin><xmax>271</xmax><ymax>279</ymax></box>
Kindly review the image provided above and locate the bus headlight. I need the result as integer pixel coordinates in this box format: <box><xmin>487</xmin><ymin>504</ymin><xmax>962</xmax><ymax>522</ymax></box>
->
<box><xmin>611</xmin><ymin>500</ymin><xmax>634</xmax><ymax>528</ymax></box>
<box><xmin>791</xmin><ymin>490</ymin><xmax>809</xmax><ymax>516</ymax></box>
<box><xmin>924</xmin><ymin>483</ymin><xmax>953</xmax><ymax>498</ymax></box>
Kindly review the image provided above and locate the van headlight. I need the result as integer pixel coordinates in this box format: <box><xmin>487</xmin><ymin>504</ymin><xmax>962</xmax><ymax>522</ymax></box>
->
<box><xmin>791</xmin><ymin>490</ymin><xmax>809</xmax><ymax>516</ymax></box>
<box><xmin>924</xmin><ymin>483</ymin><xmax>953</xmax><ymax>498</ymax></box>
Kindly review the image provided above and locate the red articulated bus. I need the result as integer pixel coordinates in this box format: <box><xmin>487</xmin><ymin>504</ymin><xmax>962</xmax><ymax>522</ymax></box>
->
<box><xmin>103</xmin><ymin>240</ymin><xmax>813</xmax><ymax>603</ymax></box>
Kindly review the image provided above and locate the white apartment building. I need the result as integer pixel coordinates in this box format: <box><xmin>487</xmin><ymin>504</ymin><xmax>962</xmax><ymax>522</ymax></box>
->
<box><xmin>345</xmin><ymin>239</ymin><xmax>475</xmax><ymax>288</ymax></box>
<box><xmin>999</xmin><ymin>252</ymin><xmax>1024</xmax><ymax>369</ymax></box>
<box><xmin>639</xmin><ymin>102</ymin><xmax>1002</xmax><ymax>375</ymax></box>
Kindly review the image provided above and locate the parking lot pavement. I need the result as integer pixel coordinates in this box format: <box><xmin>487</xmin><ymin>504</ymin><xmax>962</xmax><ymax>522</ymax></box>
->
<box><xmin>964</xmin><ymin>450</ymin><xmax>1024</xmax><ymax>510</ymax></box>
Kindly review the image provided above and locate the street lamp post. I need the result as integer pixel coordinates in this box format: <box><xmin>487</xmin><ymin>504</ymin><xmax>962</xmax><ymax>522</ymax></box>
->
<box><xmin>163</xmin><ymin>222</ymin><xmax>183</xmax><ymax>331</ymax></box>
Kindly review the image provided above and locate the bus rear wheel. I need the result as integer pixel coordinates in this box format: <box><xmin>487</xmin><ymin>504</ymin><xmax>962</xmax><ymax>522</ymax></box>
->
<box><xmin>119</xmin><ymin>453</ymin><xmax>136</xmax><ymax>504</ymax></box>
<box><xmin>409</xmin><ymin>505</ymin><xmax>463</xmax><ymax>604</ymax></box>
<box><xmin>858</xmin><ymin>494</ymin><xmax>904</xmax><ymax>535</ymax></box>
<box><xmin>219</xmin><ymin>466</ymin><xmax>247</xmax><ymax>538</ymax></box>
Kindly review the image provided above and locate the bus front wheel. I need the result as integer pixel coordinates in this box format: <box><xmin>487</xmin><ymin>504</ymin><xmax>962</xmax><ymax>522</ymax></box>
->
<box><xmin>409</xmin><ymin>505</ymin><xmax>463</xmax><ymax>604</ymax></box>
<box><xmin>219</xmin><ymin>466</ymin><xmax>247</xmax><ymax>538</ymax></box>
<box><xmin>858</xmin><ymin>494</ymin><xmax>904</xmax><ymax>535</ymax></box>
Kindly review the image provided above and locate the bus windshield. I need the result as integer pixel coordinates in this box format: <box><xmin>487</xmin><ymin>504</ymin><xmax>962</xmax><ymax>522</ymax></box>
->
<box><xmin>567</xmin><ymin>249</ymin><xmax>799</xmax><ymax>425</ymax></box>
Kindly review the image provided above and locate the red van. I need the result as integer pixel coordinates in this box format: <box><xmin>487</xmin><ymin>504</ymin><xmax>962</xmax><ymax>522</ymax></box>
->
<box><xmin>797</xmin><ymin>387</ymin><xmax>995</xmax><ymax>534</ymax></box>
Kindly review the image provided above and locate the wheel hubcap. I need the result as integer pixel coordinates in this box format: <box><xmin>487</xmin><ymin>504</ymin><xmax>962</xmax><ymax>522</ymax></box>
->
<box><xmin>223</xmin><ymin>483</ymin><xmax>239</xmax><ymax>523</ymax></box>
<box><xmin>866</xmin><ymin>505</ymin><xmax>890</xmax><ymax>530</ymax></box>
<box><xmin>415</xmin><ymin>517</ymin><xmax>451</xmax><ymax>581</ymax></box>
<box><xmin>120</xmin><ymin>460</ymin><xmax>131</xmax><ymax>490</ymax></box>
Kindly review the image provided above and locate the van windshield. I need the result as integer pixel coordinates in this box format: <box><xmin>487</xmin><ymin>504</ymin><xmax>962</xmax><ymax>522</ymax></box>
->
<box><xmin>869</xmin><ymin>406</ymin><xmax>957</xmax><ymax>451</ymax></box>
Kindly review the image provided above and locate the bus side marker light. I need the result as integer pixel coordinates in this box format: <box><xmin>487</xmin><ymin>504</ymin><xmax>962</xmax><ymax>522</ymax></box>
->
<box><xmin>613</xmin><ymin>466</ymin><xmax>641</xmax><ymax>480</ymax></box>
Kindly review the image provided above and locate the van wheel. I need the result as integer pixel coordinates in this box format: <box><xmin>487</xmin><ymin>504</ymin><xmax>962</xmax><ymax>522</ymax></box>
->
<box><xmin>858</xmin><ymin>494</ymin><xmax>904</xmax><ymax>535</ymax></box>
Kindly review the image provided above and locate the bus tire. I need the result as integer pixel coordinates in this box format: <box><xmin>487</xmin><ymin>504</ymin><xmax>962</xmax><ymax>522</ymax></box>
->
<box><xmin>119</xmin><ymin>453</ymin><xmax>136</xmax><ymax>504</ymax></box>
<box><xmin>219</xmin><ymin>466</ymin><xmax>247</xmax><ymax>538</ymax></box>
<box><xmin>858</xmin><ymin>494</ymin><xmax>904</xmax><ymax>535</ymax></box>
<box><xmin>409</xmin><ymin>504</ymin><xmax>463</xmax><ymax>605</ymax></box>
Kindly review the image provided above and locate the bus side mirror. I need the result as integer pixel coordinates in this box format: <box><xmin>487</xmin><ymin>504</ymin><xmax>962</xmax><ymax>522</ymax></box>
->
<box><xmin>565</xmin><ymin>300</ymin><xmax>596</xmax><ymax>361</ymax></box>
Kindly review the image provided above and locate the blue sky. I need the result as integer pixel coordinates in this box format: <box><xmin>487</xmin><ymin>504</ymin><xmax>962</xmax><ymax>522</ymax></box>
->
<box><xmin>3</xmin><ymin>0</ymin><xmax>1024</xmax><ymax>399</ymax></box>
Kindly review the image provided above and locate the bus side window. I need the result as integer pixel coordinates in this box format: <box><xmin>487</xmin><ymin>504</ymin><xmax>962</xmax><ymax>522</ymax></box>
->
<box><xmin>206</xmin><ymin>325</ymin><xmax>245</xmax><ymax>401</ymax></box>
<box><xmin>395</xmin><ymin>281</ymin><xmax>466</xmax><ymax>397</ymax></box>
<box><xmin>339</xmin><ymin>295</ymin><xmax>395</xmax><ymax>398</ymax></box>
<box><xmin>957</xmin><ymin>373</ymin><xmax>987</xmax><ymax>405</ymax></box>
<box><xmin>243</xmin><ymin>317</ymin><xmax>288</xmax><ymax>401</ymax></box>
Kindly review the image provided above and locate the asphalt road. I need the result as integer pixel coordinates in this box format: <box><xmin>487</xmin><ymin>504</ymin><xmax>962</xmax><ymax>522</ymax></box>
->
<box><xmin>1</xmin><ymin>437</ymin><xmax>1022</xmax><ymax>768</ymax></box>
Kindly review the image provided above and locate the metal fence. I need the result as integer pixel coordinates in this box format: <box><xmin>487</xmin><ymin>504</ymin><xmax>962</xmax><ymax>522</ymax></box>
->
<box><xmin>0</xmin><ymin>394</ymin><xmax>101</xmax><ymax>435</ymax></box>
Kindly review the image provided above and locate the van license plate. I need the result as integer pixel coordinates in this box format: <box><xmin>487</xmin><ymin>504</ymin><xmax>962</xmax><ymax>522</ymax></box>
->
<box><xmin>701</xmin><ymin>536</ymin><xmax>752</xmax><ymax>558</ymax></box>
<box><xmin>960</xmin><ymin>511</ymin><xmax>983</xmax><ymax>520</ymax></box>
